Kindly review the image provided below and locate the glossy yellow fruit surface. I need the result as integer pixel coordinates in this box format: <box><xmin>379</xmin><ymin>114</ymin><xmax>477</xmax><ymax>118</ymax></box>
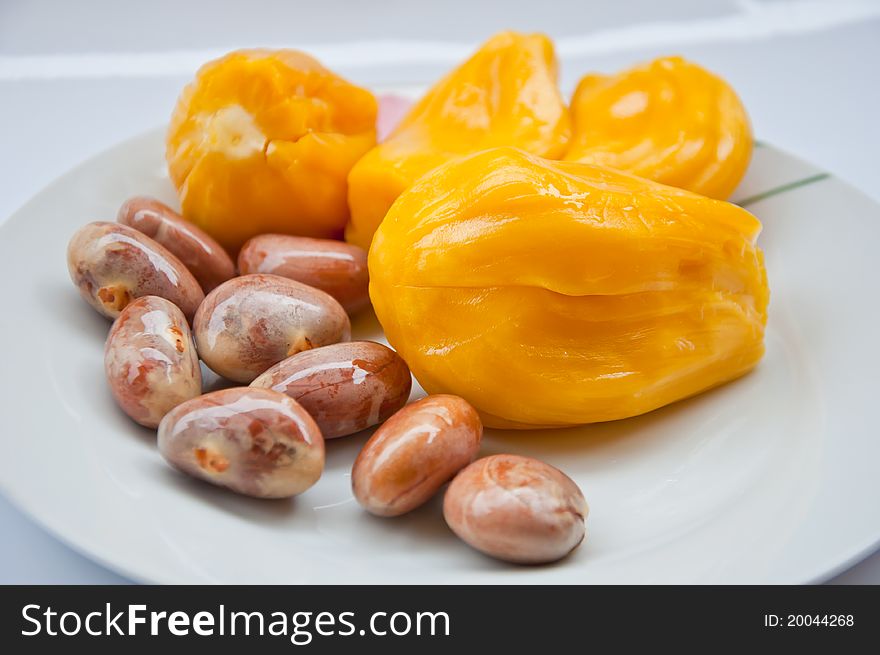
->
<box><xmin>565</xmin><ymin>56</ymin><xmax>752</xmax><ymax>200</ymax></box>
<box><xmin>345</xmin><ymin>31</ymin><xmax>570</xmax><ymax>249</ymax></box>
<box><xmin>370</xmin><ymin>148</ymin><xmax>769</xmax><ymax>429</ymax></box>
<box><xmin>167</xmin><ymin>49</ymin><xmax>377</xmax><ymax>253</ymax></box>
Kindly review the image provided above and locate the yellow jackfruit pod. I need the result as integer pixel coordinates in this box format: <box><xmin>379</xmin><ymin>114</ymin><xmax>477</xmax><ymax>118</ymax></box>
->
<box><xmin>369</xmin><ymin>147</ymin><xmax>769</xmax><ymax>429</ymax></box>
<box><xmin>565</xmin><ymin>56</ymin><xmax>752</xmax><ymax>200</ymax></box>
<box><xmin>167</xmin><ymin>49</ymin><xmax>377</xmax><ymax>253</ymax></box>
<box><xmin>345</xmin><ymin>31</ymin><xmax>570</xmax><ymax>249</ymax></box>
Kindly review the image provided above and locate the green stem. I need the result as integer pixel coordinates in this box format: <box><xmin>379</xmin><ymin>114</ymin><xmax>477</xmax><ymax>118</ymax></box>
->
<box><xmin>736</xmin><ymin>173</ymin><xmax>830</xmax><ymax>208</ymax></box>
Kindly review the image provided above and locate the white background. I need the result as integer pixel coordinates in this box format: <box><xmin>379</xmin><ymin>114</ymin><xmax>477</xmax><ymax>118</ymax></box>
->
<box><xmin>0</xmin><ymin>0</ymin><xmax>878</xmax><ymax>583</ymax></box>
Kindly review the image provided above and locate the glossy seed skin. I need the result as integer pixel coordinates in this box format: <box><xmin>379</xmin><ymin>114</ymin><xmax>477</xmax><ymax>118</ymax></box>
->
<box><xmin>251</xmin><ymin>341</ymin><xmax>412</xmax><ymax>438</ymax></box>
<box><xmin>67</xmin><ymin>221</ymin><xmax>205</xmax><ymax>321</ymax></box>
<box><xmin>193</xmin><ymin>274</ymin><xmax>351</xmax><ymax>383</ymax></box>
<box><xmin>104</xmin><ymin>296</ymin><xmax>202</xmax><ymax>428</ymax></box>
<box><xmin>157</xmin><ymin>387</ymin><xmax>325</xmax><ymax>498</ymax></box>
<box><xmin>118</xmin><ymin>196</ymin><xmax>236</xmax><ymax>292</ymax></box>
<box><xmin>351</xmin><ymin>395</ymin><xmax>482</xmax><ymax>516</ymax></box>
<box><xmin>238</xmin><ymin>234</ymin><xmax>370</xmax><ymax>314</ymax></box>
<box><xmin>443</xmin><ymin>454</ymin><xmax>588</xmax><ymax>564</ymax></box>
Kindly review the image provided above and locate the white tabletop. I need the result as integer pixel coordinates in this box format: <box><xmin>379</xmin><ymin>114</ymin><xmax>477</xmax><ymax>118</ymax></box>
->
<box><xmin>1</xmin><ymin>0</ymin><xmax>878</xmax><ymax>584</ymax></box>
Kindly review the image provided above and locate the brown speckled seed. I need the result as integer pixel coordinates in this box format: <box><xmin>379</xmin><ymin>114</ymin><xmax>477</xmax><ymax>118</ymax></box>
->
<box><xmin>251</xmin><ymin>341</ymin><xmax>411</xmax><ymax>438</ymax></box>
<box><xmin>118</xmin><ymin>196</ymin><xmax>235</xmax><ymax>292</ymax></box>
<box><xmin>157</xmin><ymin>387</ymin><xmax>324</xmax><ymax>498</ymax></box>
<box><xmin>238</xmin><ymin>234</ymin><xmax>370</xmax><ymax>314</ymax></box>
<box><xmin>104</xmin><ymin>296</ymin><xmax>202</xmax><ymax>428</ymax></box>
<box><xmin>193</xmin><ymin>274</ymin><xmax>351</xmax><ymax>383</ymax></box>
<box><xmin>67</xmin><ymin>221</ymin><xmax>205</xmax><ymax>321</ymax></box>
<box><xmin>443</xmin><ymin>454</ymin><xmax>588</xmax><ymax>564</ymax></box>
<box><xmin>352</xmin><ymin>395</ymin><xmax>482</xmax><ymax>517</ymax></box>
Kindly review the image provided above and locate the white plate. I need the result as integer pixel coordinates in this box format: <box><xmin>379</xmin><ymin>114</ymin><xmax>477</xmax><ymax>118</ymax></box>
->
<box><xmin>1</xmin><ymin>123</ymin><xmax>878</xmax><ymax>584</ymax></box>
